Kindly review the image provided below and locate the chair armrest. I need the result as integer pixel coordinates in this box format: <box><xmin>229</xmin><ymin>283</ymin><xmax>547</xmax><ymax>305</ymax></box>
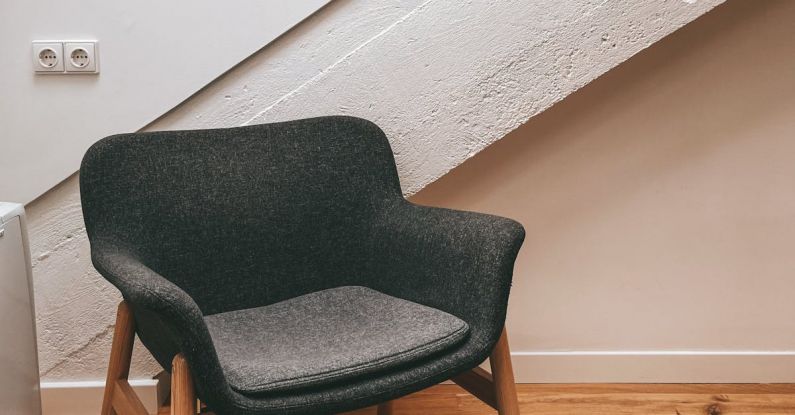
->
<box><xmin>92</xmin><ymin>245</ymin><xmax>203</xmax><ymax>330</ymax></box>
<box><xmin>90</xmin><ymin>243</ymin><xmax>232</xmax><ymax>404</ymax></box>
<box><xmin>368</xmin><ymin>201</ymin><xmax>525</xmax><ymax>341</ymax></box>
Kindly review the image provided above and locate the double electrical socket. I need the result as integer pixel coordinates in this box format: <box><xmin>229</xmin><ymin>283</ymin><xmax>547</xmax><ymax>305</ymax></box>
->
<box><xmin>33</xmin><ymin>41</ymin><xmax>98</xmax><ymax>74</ymax></box>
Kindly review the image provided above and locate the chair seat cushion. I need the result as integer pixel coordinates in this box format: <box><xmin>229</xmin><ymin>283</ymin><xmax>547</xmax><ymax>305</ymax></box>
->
<box><xmin>204</xmin><ymin>286</ymin><xmax>470</xmax><ymax>394</ymax></box>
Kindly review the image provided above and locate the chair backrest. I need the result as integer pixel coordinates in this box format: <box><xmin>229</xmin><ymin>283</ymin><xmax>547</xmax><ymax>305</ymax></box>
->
<box><xmin>81</xmin><ymin>116</ymin><xmax>403</xmax><ymax>315</ymax></box>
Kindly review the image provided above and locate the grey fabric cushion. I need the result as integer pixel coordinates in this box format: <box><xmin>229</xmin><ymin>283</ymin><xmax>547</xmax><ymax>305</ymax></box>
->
<box><xmin>204</xmin><ymin>286</ymin><xmax>469</xmax><ymax>394</ymax></box>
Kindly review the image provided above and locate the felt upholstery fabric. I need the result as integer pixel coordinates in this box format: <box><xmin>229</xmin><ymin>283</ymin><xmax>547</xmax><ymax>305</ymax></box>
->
<box><xmin>205</xmin><ymin>286</ymin><xmax>470</xmax><ymax>394</ymax></box>
<box><xmin>80</xmin><ymin>116</ymin><xmax>525</xmax><ymax>415</ymax></box>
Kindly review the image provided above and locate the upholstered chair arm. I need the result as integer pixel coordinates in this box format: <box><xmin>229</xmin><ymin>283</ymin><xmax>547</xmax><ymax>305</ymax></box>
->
<box><xmin>90</xmin><ymin>243</ymin><xmax>234</xmax><ymax>408</ymax></box>
<box><xmin>367</xmin><ymin>201</ymin><xmax>525</xmax><ymax>346</ymax></box>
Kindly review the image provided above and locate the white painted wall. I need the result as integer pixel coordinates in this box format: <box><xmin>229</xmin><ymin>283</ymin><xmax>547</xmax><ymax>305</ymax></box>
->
<box><xmin>0</xmin><ymin>0</ymin><xmax>328</xmax><ymax>203</ymax></box>
<box><xmin>23</xmin><ymin>0</ymin><xmax>723</xmax><ymax>386</ymax></box>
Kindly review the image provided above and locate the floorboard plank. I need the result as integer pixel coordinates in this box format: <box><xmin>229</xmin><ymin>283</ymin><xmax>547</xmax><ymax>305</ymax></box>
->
<box><xmin>340</xmin><ymin>384</ymin><xmax>795</xmax><ymax>415</ymax></box>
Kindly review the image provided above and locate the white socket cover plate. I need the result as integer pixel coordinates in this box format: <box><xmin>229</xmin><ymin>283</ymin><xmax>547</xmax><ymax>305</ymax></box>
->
<box><xmin>32</xmin><ymin>41</ymin><xmax>64</xmax><ymax>73</ymax></box>
<box><xmin>64</xmin><ymin>41</ymin><xmax>98</xmax><ymax>73</ymax></box>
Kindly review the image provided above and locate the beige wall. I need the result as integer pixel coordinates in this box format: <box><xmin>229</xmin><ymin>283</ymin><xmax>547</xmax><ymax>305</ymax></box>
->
<box><xmin>412</xmin><ymin>0</ymin><xmax>795</xmax><ymax>381</ymax></box>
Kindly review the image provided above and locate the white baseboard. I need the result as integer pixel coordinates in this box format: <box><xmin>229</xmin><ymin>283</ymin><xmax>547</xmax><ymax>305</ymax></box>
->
<box><xmin>40</xmin><ymin>379</ymin><xmax>158</xmax><ymax>415</ymax></box>
<box><xmin>509</xmin><ymin>350</ymin><xmax>795</xmax><ymax>383</ymax></box>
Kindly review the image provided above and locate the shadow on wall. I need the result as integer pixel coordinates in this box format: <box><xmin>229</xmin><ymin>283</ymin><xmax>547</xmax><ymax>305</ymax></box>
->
<box><xmin>411</xmin><ymin>0</ymin><xmax>795</xmax><ymax>354</ymax></box>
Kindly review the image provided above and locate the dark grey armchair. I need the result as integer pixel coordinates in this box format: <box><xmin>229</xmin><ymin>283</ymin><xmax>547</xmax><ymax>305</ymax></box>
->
<box><xmin>80</xmin><ymin>116</ymin><xmax>525</xmax><ymax>415</ymax></box>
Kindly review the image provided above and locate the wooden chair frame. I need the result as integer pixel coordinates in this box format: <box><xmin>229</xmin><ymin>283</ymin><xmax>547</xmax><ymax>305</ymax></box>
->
<box><xmin>101</xmin><ymin>301</ymin><xmax>520</xmax><ymax>415</ymax></box>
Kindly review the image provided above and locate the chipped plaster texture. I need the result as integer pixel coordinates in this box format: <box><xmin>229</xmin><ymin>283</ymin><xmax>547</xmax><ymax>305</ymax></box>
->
<box><xmin>27</xmin><ymin>0</ymin><xmax>723</xmax><ymax>381</ymax></box>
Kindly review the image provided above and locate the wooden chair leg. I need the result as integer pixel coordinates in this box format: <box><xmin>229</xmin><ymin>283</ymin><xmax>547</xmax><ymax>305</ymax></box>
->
<box><xmin>101</xmin><ymin>301</ymin><xmax>162</xmax><ymax>415</ymax></box>
<box><xmin>171</xmin><ymin>353</ymin><xmax>197</xmax><ymax>415</ymax></box>
<box><xmin>451</xmin><ymin>326</ymin><xmax>520</xmax><ymax>414</ymax></box>
<box><xmin>489</xmin><ymin>328</ymin><xmax>520</xmax><ymax>415</ymax></box>
<box><xmin>102</xmin><ymin>301</ymin><xmax>136</xmax><ymax>415</ymax></box>
<box><xmin>376</xmin><ymin>400</ymin><xmax>394</xmax><ymax>415</ymax></box>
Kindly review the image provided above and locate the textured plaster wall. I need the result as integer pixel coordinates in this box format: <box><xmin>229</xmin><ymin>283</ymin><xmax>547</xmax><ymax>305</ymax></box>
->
<box><xmin>26</xmin><ymin>0</ymin><xmax>723</xmax><ymax>381</ymax></box>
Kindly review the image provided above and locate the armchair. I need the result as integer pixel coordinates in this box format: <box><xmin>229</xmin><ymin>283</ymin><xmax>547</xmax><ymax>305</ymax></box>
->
<box><xmin>80</xmin><ymin>116</ymin><xmax>525</xmax><ymax>414</ymax></box>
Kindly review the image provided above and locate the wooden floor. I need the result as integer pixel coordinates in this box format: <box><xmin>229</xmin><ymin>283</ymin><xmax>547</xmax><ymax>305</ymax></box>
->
<box><xmin>344</xmin><ymin>384</ymin><xmax>795</xmax><ymax>415</ymax></box>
